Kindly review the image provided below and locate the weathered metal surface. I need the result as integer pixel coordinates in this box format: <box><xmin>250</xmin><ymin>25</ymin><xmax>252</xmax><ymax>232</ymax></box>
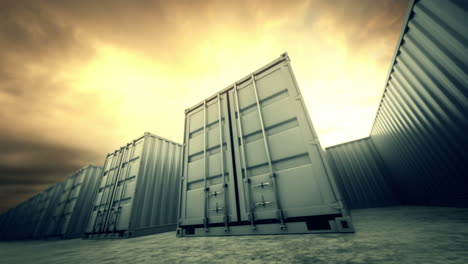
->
<box><xmin>43</xmin><ymin>165</ymin><xmax>102</xmax><ymax>238</ymax></box>
<box><xmin>85</xmin><ymin>133</ymin><xmax>183</xmax><ymax>238</ymax></box>
<box><xmin>326</xmin><ymin>137</ymin><xmax>400</xmax><ymax>209</ymax></box>
<box><xmin>0</xmin><ymin>182</ymin><xmax>63</xmax><ymax>241</ymax></box>
<box><xmin>370</xmin><ymin>0</ymin><xmax>468</xmax><ymax>206</ymax></box>
<box><xmin>64</xmin><ymin>166</ymin><xmax>102</xmax><ymax>238</ymax></box>
<box><xmin>178</xmin><ymin>53</ymin><xmax>353</xmax><ymax>236</ymax></box>
<box><xmin>32</xmin><ymin>183</ymin><xmax>64</xmax><ymax>239</ymax></box>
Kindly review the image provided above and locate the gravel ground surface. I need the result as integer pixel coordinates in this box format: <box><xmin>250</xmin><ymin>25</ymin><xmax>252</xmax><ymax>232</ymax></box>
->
<box><xmin>0</xmin><ymin>206</ymin><xmax>467</xmax><ymax>264</ymax></box>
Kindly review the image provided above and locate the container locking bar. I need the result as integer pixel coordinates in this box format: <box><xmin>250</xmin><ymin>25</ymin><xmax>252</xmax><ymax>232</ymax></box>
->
<box><xmin>102</xmin><ymin>146</ymin><xmax>127</xmax><ymax>232</ymax></box>
<box><xmin>93</xmin><ymin>153</ymin><xmax>116</xmax><ymax>233</ymax></box>
<box><xmin>218</xmin><ymin>93</ymin><xmax>230</xmax><ymax>232</ymax></box>
<box><xmin>111</xmin><ymin>141</ymin><xmax>136</xmax><ymax>232</ymax></box>
<box><xmin>203</xmin><ymin>100</ymin><xmax>209</xmax><ymax>232</ymax></box>
<box><xmin>252</xmin><ymin>74</ymin><xmax>286</xmax><ymax>229</ymax></box>
<box><xmin>234</xmin><ymin>83</ymin><xmax>256</xmax><ymax>230</ymax></box>
<box><xmin>93</xmin><ymin>211</ymin><xmax>102</xmax><ymax>232</ymax></box>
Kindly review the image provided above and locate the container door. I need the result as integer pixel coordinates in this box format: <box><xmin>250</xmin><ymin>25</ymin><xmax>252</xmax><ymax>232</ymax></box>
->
<box><xmin>106</xmin><ymin>138</ymin><xmax>145</xmax><ymax>232</ymax></box>
<box><xmin>85</xmin><ymin>152</ymin><xmax>122</xmax><ymax>233</ymax></box>
<box><xmin>62</xmin><ymin>188</ymin><xmax>80</xmax><ymax>235</ymax></box>
<box><xmin>50</xmin><ymin>187</ymin><xmax>68</xmax><ymax>236</ymax></box>
<box><xmin>180</xmin><ymin>93</ymin><xmax>238</xmax><ymax>229</ymax></box>
<box><xmin>228</xmin><ymin>61</ymin><xmax>343</xmax><ymax>225</ymax></box>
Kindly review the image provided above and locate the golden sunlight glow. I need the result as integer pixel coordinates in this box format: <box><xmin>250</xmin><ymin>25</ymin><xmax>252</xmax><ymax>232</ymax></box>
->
<box><xmin>62</xmin><ymin>35</ymin><xmax>388</xmax><ymax>148</ymax></box>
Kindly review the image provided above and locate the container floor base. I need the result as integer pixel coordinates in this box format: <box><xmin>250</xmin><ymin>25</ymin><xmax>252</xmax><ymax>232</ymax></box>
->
<box><xmin>84</xmin><ymin>224</ymin><xmax>177</xmax><ymax>239</ymax></box>
<box><xmin>177</xmin><ymin>216</ymin><xmax>353</xmax><ymax>237</ymax></box>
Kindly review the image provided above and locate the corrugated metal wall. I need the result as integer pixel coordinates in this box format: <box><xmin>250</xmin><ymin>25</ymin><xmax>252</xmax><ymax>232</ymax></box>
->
<box><xmin>33</xmin><ymin>183</ymin><xmax>63</xmax><ymax>238</ymax></box>
<box><xmin>129</xmin><ymin>135</ymin><xmax>183</xmax><ymax>236</ymax></box>
<box><xmin>85</xmin><ymin>133</ymin><xmax>183</xmax><ymax>238</ymax></box>
<box><xmin>66</xmin><ymin>165</ymin><xmax>102</xmax><ymax>238</ymax></box>
<box><xmin>370</xmin><ymin>0</ymin><xmax>468</xmax><ymax>207</ymax></box>
<box><xmin>326</xmin><ymin>138</ymin><xmax>400</xmax><ymax>209</ymax></box>
<box><xmin>178</xmin><ymin>53</ymin><xmax>353</xmax><ymax>236</ymax></box>
<box><xmin>43</xmin><ymin>165</ymin><xmax>102</xmax><ymax>238</ymax></box>
<box><xmin>22</xmin><ymin>195</ymin><xmax>42</xmax><ymax>238</ymax></box>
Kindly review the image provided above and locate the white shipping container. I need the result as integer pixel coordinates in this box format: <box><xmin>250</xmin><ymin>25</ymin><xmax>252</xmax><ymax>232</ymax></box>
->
<box><xmin>178</xmin><ymin>53</ymin><xmax>354</xmax><ymax>236</ymax></box>
<box><xmin>85</xmin><ymin>133</ymin><xmax>183</xmax><ymax>238</ymax></box>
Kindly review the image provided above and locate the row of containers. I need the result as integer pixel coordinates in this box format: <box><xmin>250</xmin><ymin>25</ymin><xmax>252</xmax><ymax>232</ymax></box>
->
<box><xmin>0</xmin><ymin>166</ymin><xmax>102</xmax><ymax>240</ymax></box>
<box><xmin>0</xmin><ymin>52</ymin><xmax>353</xmax><ymax>240</ymax></box>
<box><xmin>1</xmin><ymin>0</ymin><xmax>466</xmax><ymax>239</ymax></box>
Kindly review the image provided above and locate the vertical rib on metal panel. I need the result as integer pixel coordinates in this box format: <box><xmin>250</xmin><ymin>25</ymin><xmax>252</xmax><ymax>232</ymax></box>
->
<box><xmin>129</xmin><ymin>134</ymin><xmax>183</xmax><ymax>234</ymax></box>
<box><xmin>326</xmin><ymin>138</ymin><xmax>400</xmax><ymax>209</ymax></box>
<box><xmin>370</xmin><ymin>0</ymin><xmax>468</xmax><ymax>207</ymax></box>
<box><xmin>66</xmin><ymin>165</ymin><xmax>102</xmax><ymax>238</ymax></box>
<box><xmin>179</xmin><ymin>53</ymin><xmax>353</xmax><ymax>236</ymax></box>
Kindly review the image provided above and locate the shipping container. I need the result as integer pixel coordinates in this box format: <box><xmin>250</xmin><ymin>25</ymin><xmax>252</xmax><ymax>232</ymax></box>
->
<box><xmin>84</xmin><ymin>132</ymin><xmax>183</xmax><ymax>239</ymax></box>
<box><xmin>43</xmin><ymin>165</ymin><xmax>102</xmax><ymax>239</ymax></box>
<box><xmin>11</xmin><ymin>201</ymin><xmax>31</xmax><ymax>240</ymax></box>
<box><xmin>0</xmin><ymin>212</ymin><xmax>5</xmax><ymax>235</ymax></box>
<box><xmin>0</xmin><ymin>211</ymin><xmax>7</xmax><ymax>239</ymax></box>
<box><xmin>32</xmin><ymin>183</ymin><xmax>64</xmax><ymax>239</ymax></box>
<box><xmin>0</xmin><ymin>209</ymin><xmax>15</xmax><ymax>240</ymax></box>
<box><xmin>177</xmin><ymin>53</ymin><xmax>354</xmax><ymax>236</ymax></box>
<box><xmin>325</xmin><ymin>137</ymin><xmax>400</xmax><ymax>209</ymax></box>
<box><xmin>369</xmin><ymin>0</ymin><xmax>468</xmax><ymax>207</ymax></box>
<box><xmin>20</xmin><ymin>194</ymin><xmax>43</xmax><ymax>239</ymax></box>
<box><xmin>0</xmin><ymin>199</ymin><xmax>34</xmax><ymax>240</ymax></box>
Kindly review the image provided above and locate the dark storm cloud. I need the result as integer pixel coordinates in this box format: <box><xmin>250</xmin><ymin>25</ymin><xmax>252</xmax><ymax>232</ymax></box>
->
<box><xmin>0</xmin><ymin>1</ymin><xmax>103</xmax><ymax>212</ymax></box>
<box><xmin>0</xmin><ymin>0</ymin><xmax>94</xmax><ymax>97</ymax></box>
<box><xmin>0</xmin><ymin>135</ymin><xmax>102</xmax><ymax>212</ymax></box>
<box><xmin>0</xmin><ymin>0</ymin><xmax>93</xmax><ymax>61</ymax></box>
<box><xmin>0</xmin><ymin>0</ymin><xmax>409</xmax><ymax>213</ymax></box>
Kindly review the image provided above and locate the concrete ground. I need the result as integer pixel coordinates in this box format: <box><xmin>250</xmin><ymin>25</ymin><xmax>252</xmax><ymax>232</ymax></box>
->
<box><xmin>0</xmin><ymin>206</ymin><xmax>467</xmax><ymax>264</ymax></box>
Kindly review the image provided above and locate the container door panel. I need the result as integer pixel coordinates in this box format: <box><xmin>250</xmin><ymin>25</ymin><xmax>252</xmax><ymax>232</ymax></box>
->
<box><xmin>230</xmin><ymin>62</ymin><xmax>342</xmax><ymax>223</ymax></box>
<box><xmin>107</xmin><ymin>139</ymin><xmax>144</xmax><ymax>232</ymax></box>
<box><xmin>86</xmin><ymin>153</ymin><xmax>120</xmax><ymax>233</ymax></box>
<box><xmin>180</xmin><ymin>93</ymin><xmax>238</xmax><ymax>226</ymax></box>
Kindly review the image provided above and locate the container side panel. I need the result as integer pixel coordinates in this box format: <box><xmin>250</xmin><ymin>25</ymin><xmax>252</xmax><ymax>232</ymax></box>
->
<box><xmin>130</xmin><ymin>137</ymin><xmax>183</xmax><ymax>231</ymax></box>
<box><xmin>326</xmin><ymin>138</ymin><xmax>400</xmax><ymax>209</ymax></box>
<box><xmin>370</xmin><ymin>0</ymin><xmax>468</xmax><ymax>207</ymax></box>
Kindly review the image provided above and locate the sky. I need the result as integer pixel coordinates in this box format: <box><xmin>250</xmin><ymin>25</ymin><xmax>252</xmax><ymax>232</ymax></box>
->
<box><xmin>0</xmin><ymin>0</ymin><xmax>409</xmax><ymax>213</ymax></box>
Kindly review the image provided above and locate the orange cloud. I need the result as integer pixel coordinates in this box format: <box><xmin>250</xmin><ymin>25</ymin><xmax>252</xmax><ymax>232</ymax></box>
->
<box><xmin>0</xmin><ymin>0</ymin><xmax>408</xmax><ymax>212</ymax></box>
